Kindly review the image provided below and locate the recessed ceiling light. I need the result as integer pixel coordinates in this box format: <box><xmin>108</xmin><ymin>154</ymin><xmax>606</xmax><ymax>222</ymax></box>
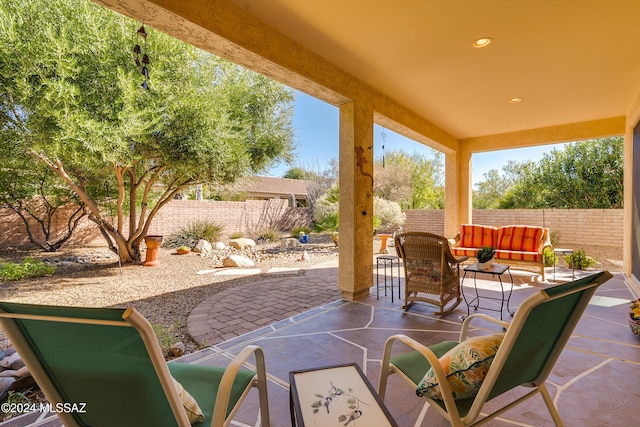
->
<box><xmin>472</xmin><ymin>37</ymin><xmax>493</xmax><ymax>48</ymax></box>
<box><xmin>509</xmin><ymin>97</ymin><xmax>523</xmax><ymax>103</ymax></box>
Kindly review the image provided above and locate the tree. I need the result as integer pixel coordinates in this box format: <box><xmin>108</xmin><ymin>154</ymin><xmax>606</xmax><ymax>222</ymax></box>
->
<box><xmin>499</xmin><ymin>138</ymin><xmax>623</xmax><ymax>209</ymax></box>
<box><xmin>0</xmin><ymin>148</ymin><xmax>88</xmax><ymax>251</ymax></box>
<box><xmin>473</xmin><ymin>160</ymin><xmax>535</xmax><ymax>208</ymax></box>
<box><xmin>374</xmin><ymin>149</ymin><xmax>444</xmax><ymax>209</ymax></box>
<box><xmin>0</xmin><ymin>0</ymin><xmax>296</xmax><ymax>262</ymax></box>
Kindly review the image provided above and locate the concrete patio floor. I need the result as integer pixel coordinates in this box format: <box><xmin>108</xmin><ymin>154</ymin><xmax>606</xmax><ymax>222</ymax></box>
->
<box><xmin>2</xmin><ymin>260</ymin><xmax>638</xmax><ymax>426</ymax></box>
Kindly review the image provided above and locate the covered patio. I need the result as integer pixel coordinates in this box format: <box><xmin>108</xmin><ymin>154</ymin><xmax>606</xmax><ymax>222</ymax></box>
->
<box><xmin>4</xmin><ymin>262</ymin><xmax>638</xmax><ymax>426</ymax></box>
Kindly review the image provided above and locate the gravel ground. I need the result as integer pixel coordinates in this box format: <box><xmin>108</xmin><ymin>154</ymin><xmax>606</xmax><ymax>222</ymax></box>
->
<box><xmin>0</xmin><ymin>237</ymin><xmax>339</xmax><ymax>356</ymax></box>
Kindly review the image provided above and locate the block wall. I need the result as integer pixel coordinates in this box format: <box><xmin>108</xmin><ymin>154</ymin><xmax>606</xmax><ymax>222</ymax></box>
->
<box><xmin>402</xmin><ymin>209</ymin><xmax>623</xmax><ymax>248</ymax></box>
<box><xmin>0</xmin><ymin>199</ymin><xmax>313</xmax><ymax>248</ymax></box>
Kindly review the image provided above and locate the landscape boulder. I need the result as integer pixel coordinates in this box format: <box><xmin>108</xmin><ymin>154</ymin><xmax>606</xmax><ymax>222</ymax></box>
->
<box><xmin>228</xmin><ymin>238</ymin><xmax>256</xmax><ymax>250</ymax></box>
<box><xmin>193</xmin><ymin>239</ymin><xmax>213</xmax><ymax>254</ymax></box>
<box><xmin>222</xmin><ymin>255</ymin><xmax>256</xmax><ymax>268</ymax></box>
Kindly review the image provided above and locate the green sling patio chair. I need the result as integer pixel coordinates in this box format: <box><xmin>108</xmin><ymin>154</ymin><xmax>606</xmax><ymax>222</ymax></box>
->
<box><xmin>378</xmin><ymin>270</ymin><xmax>613</xmax><ymax>427</ymax></box>
<box><xmin>0</xmin><ymin>302</ymin><xmax>270</xmax><ymax>427</ymax></box>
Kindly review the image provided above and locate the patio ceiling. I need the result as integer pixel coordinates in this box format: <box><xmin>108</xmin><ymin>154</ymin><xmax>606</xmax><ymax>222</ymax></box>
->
<box><xmin>223</xmin><ymin>1</ymin><xmax>640</xmax><ymax>141</ymax></box>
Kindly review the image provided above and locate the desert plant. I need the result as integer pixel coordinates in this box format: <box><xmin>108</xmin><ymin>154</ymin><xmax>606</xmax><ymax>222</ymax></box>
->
<box><xmin>257</xmin><ymin>228</ymin><xmax>281</xmax><ymax>242</ymax></box>
<box><xmin>564</xmin><ymin>249</ymin><xmax>596</xmax><ymax>270</ymax></box>
<box><xmin>164</xmin><ymin>220</ymin><xmax>223</xmax><ymax>248</ymax></box>
<box><xmin>0</xmin><ymin>258</ymin><xmax>56</xmax><ymax>281</ymax></box>
<box><xmin>229</xmin><ymin>231</ymin><xmax>245</xmax><ymax>239</ymax></box>
<box><xmin>477</xmin><ymin>247</ymin><xmax>496</xmax><ymax>263</ymax></box>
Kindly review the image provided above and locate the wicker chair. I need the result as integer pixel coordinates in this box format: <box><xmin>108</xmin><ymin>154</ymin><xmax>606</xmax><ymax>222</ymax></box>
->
<box><xmin>395</xmin><ymin>232</ymin><xmax>468</xmax><ymax>315</ymax></box>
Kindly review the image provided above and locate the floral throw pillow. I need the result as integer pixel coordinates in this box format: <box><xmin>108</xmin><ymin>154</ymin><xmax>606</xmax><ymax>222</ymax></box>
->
<box><xmin>416</xmin><ymin>333</ymin><xmax>505</xmax><ymax>400</ymax></box>
<box><xmin>171</xmin><ymin>376</ymin><xmax>205</xmax><ymax>424</ymax></box>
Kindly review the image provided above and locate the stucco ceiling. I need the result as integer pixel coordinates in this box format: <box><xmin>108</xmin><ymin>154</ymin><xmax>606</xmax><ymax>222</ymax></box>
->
<box><xmin>226</xmin><ymin>0</ymin><xmax>640</xmax><ymax>140</ymax></box>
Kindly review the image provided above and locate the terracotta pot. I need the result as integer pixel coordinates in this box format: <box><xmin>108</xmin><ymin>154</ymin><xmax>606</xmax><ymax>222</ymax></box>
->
<box><xmin>143</xmin><ymin>235</ymin><xmax>163</xmax><ymax>266</ymax></box>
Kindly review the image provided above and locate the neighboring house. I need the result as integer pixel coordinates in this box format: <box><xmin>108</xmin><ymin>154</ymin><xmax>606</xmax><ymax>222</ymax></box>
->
<box><xmin>242</xmin><ymin>176</ymin><xmax>310</xmax><ymax>207</ymax></box>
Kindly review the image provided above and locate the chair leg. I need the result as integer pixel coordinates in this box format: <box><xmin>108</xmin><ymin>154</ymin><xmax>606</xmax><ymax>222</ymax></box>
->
<box><xmin>539</xmin><ymin>383</ymin><xmax>564</xmax><ymax>427</ymax></box>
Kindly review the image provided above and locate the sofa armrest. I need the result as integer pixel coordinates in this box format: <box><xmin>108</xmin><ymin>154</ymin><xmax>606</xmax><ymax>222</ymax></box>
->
<box><xmin>537</xmin><ymin>228</ymin><xmax>552</xmax><ymax>253</ymax></box>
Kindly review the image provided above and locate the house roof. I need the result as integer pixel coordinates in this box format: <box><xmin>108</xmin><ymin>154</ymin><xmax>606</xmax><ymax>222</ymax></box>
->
<box><xmin>244</xmin><ymin>176</ymin><xmax>309</xmax><ymax>198</ymax></box>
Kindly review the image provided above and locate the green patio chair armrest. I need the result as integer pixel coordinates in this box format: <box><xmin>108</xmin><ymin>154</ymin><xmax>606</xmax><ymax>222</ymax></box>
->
<box><xmin>212</xmin><ymin>345</ymin><xmax>268</xmax><ymax>426</ymax></box>
<box><xmin>379</xmin><ymin>334</ymin><xmax>462</xmax><ymax>419</ymax></box>
<box><xmin>459</xmin><ymin>313</ymin><xmax>510</xmax><ymax>341</ymax></box>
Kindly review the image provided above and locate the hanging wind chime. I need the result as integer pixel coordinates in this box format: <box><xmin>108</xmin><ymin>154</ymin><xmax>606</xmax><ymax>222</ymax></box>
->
<box><xmin>134</xmin><ymin>24</ymin><xmax>150</xmax><ymax>90</ymax></box>
<box><xmin>381</xmin><ymin>128</ymin><xmax>388</xmax><ymax>168</ymax></box>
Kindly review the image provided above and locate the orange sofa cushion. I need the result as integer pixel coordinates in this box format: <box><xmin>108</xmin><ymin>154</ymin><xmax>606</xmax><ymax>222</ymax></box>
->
<box><xmin>459</xmin><ymin>224</ymin><xmax>498</xmax><ymax>249</ymax></box>
<box><xmin>496</xmin><ymin>226</ymin><xmax>544</xmax><ymax>252</ymax></box>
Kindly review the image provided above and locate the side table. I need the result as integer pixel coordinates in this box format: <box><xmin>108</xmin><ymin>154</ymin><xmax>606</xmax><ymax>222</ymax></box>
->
<box><xmin>289</xmin><ymin>363</ymin><xmax>398</xmax><ymax>427</ymax></box>
<box><xmin>461</xmin><ymin>263</ymin><xmax>514</xmax><ymax>321</ymax></box>
<box><xmin>376</xmin><ymin>255</ymin><xmax>401</xmax><ymax>302</ymax></box>
<box><xmin>553</xmin><ymin>248</ymin><xmax>575</xmax><ymax>281</ymax></box>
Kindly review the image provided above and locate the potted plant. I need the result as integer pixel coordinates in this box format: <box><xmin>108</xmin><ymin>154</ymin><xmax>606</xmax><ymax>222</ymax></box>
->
<box><xmin>176</xmin><ymin>245</ymin><xmax>191</xmax><ymax>255</ymax></box>
<box><xmin>476</xmin><ymin>246</ymin><xmax>496</xmax><ymax>270</ymax></box>
<box><xmin>628</xmin><ymin>299</ymin><xmax>640</xmax><ymax>339</ymax></box>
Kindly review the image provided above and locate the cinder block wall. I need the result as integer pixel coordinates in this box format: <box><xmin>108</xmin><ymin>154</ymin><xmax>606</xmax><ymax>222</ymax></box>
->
<box><xmin>402</xmin><ymin>209</ymin><xmax>623</xmax><ymax>248</ymax></box>
<box><xmin>0</xmin><ymin>203</ymin><xmax>622</xmax><ymax>250</ymax></box>
<box><xmin>0</xmin><ymin>199</ymin><xmax>312</xmax><ymax>248</ymax></box>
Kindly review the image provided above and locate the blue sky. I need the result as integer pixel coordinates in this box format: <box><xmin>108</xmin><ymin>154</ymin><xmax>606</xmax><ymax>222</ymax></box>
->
<box><xmin>266</xmin><ymin>91</ymin><xmax>566</xmax><ymax>186</ymax></box>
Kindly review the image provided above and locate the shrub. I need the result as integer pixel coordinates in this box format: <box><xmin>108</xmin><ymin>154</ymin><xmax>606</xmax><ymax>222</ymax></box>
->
<box><xmin>564</xmin><ymin>249</ymin><xmax>596</xmax><ymax>270</ymax></box>
<box><xmin>164</xmin><ymin>220</ymin><xmax>222</xmax><ymax>248</ymax></box>
<box><xmin>257</xmin><ymin>228</ymin><xmax>281</xmax><ymax>242</ymax></box>
<box><xmin>229</xmin><ymin>231</ymin><xmax>244</xmax><ymax>239</ymax></box>
<box><xmin>0</xmin><ymin>258</ymin><xmax>56</xmax><ymax>281</ymax></box>
<box><xmin>373</xmin><ymin>197</ymin><xmax>406</xmax><ymax>230</ymax></box>
<box><xmin>543</xmin><ymin>247</ymin><xmax>556</xmax><ymax>267</ymax></box>
<box><xmin>313</xmin><ymin>189</ymin><xmax>339</xmax><ymax>232</ymax></box>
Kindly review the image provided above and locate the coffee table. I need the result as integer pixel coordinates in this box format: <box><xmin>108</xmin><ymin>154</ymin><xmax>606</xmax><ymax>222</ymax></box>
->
<box><xmin>289</xmin><ymin>363</ymin><xmax>397</xmax><ymax>426</ymax></box>
<box><xmin>461</xmin><ymin>262</ymin><xmax>514</xmax><ymax>320</ymax></box>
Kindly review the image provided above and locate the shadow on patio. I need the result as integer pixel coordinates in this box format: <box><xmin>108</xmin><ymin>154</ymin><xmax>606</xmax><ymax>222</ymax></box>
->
<box><xmin>2</xmin><ymin>262</ymin><xmax>638</xmax><ymax>427</ymax></box>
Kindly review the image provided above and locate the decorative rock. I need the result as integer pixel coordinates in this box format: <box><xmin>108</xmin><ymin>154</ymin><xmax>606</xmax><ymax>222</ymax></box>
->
<box><xmin>300</xmin><ymin>250</ymin><xmax>310</xmax><ymax>261</ymax></box>
<box><xmin>194</xmin><ymin>239</ymin><xmax>213</xmax><ymax>254</ymax></box>
<box><xmin>170</xmin><ymin>341</ymin><xmax>186</xmax><ymax>357</ymax></box>
<box><xmin>280</xmin><ymin>238</ymin><xmax>301</xmax><ymax>251</ymax></box>
<box><xmin>222</xmin><ymin>255</ymin><xmax>256</xmax><ymax>268</ymax></box>
<box><xmin>214</xmin><ymin>241</ymin><xmax>226</xmax><ymax>250</ymax></box>
<box><xmin>228</xmin><ymin>238</ymin><xmax>256</xmax><ymax>250</ymax></box>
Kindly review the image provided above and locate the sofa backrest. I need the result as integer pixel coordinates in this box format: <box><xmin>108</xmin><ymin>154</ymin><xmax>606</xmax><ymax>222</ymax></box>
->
<box><xmin>496</xmin><ymin>225</ymin><xmax>545</xmax><ymax>252</ymax></box>
<box><xmin>459</xmin><ymin>224</ymin><xmax>498</xmax><ymax>248</ymax></box>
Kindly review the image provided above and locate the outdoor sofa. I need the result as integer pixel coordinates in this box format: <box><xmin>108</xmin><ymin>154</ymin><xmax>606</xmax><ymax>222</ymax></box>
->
<box><xmin>450</xmin><ymin>224</ymin><xmax>551</xmax><ymax>280</ymax></box>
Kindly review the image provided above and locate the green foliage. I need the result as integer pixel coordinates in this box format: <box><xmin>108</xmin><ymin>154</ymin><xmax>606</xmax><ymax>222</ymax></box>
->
<box><xmin>0</xmin><ymin>0</ymin><xmax>296</xmax><ymax>262</ymax></box>
<box><xmin>374</xmin><ymin>149</ymin><xmax>444</xmax><ymax>209</ymax></box>
<box><xmin>151</xmin><ymin>320</ymin><xmax>185</xmax><ymax>353</ymax></box>
<box><xmin>543</xmin><ymin>247</ymin><xmax>557</xmax><ymax>267</ymax></box>
<box><xmin>291</xmin><ymin>226</ymin><xmax>312</xmax><ymax>237</ymax></box>
<box><xmin>476</xmin><ymin>247</ymin><xmax>496</xmax><ymax>263</ymax></box>
<box><xmin>229</xmin><ymin>231</ymin><xmax>245</xmax><ymax>239</ymax></box>
<box><xmin>473</xmin><ymin>138</ymin><xmax>623</xmax><ymax>209</ymax></box>
<box><xmin>164</xmin><ymin>220</ymin><xmax>222</xmax><ymax>247</ymax></box>
<box><xmin>564</xmin><ymin>249</ymin><xmax>596</xmax><ymax>270</ymax></box>
<box><xmin>312</xmin><ymin>185</ymin><xmax>340</xmax><ymax>232</ymax></box>
<box><xmin>0</xmin><ymin>258</ymin><xmax>56</xmax><ymax>281</ymax></box>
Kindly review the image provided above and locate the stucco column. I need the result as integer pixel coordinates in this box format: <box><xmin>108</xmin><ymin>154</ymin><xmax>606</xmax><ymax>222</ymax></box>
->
<box><xmin>339</xmin><ymin>101</ymin><xmax>374</xmax><ymax>301</ymax></box>
<box><xmin>444</xmin><ymin>152</ymin><xmax>459</xmax><ymax>237</ymax></box>
<box><xmin>457</xmin><ymin>146</ymin><xmax>473</xmax><ymax>228</ymax></box>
